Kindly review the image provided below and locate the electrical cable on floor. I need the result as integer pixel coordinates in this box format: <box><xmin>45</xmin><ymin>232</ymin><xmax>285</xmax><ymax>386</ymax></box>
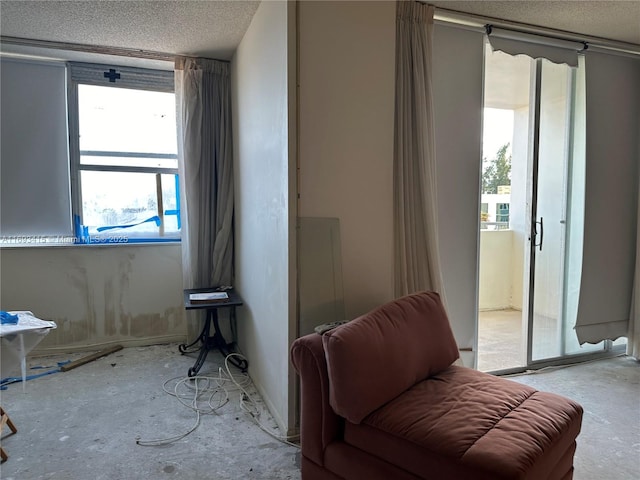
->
<box><xmin>223</xmin><ymin>353</ymin><xmax>300</xmax><ymax>448</ymax></box>
<box><xmin>135</xmin><ymin>352</ymin><xmax>299</xmax><ymax>448</ymax></box>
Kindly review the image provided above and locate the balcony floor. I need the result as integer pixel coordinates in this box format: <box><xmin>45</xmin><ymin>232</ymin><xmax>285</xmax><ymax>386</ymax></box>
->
<box><xmin>478</xmin><ymin>308</ymin><xmax>608</xmax><ymax>372</ymax></box>
<box><xmin>478</xmin><ymin>308</ymin><xmax>523</xmax><ymax>372</ymax></box>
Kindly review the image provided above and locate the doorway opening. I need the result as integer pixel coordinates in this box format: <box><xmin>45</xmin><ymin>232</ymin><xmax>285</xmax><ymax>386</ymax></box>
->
<box><xmin>477</xmin><ymin>43</ymin><xmax>530</xmax><ymax>371</ymax></box>
<box><xmin>477</xmin><ymin>42</ymin><xmax>606</xmax><ymax>372</ymax></box>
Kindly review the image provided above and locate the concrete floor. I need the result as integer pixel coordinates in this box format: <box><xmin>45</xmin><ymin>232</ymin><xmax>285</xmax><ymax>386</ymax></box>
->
<box><xmin>0</xmin><ymin>344</ymin><xmax>300</xmax><ymax>480</ymax></box>
<box><xmin>1</xmin><ymin>344</ymin><xmax>638</xmax><ymax>480</ymax></box>
<box><xmin>477</xmin><ymin>309</ymin><xmax>640</xmax><ymax>479</ymax></box>
<box><xmin>511</xmin><ymin>356</ymin><xmax>640</xmax><ymax>480</ymax></box>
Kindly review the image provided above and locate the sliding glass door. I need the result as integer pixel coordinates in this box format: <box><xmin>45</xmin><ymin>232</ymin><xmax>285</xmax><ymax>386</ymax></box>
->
<box><xmin>529</xmin><ymin>58</ymin><xmax>604</xmax><ymax>363</ymax></box>
<box><xmin>529</xmin><ymin>59</ymin><xmax>571</xmax><ymax>361</ymax></box>
<box><xmin>477</xmin><ymin>43</ymin><xmax>531</xmax><ymax>371</ymax></box>
<box><xmin>478</xmin><ymin>44</ymin><xmax>604</xmax><ymax>372</ymax></box>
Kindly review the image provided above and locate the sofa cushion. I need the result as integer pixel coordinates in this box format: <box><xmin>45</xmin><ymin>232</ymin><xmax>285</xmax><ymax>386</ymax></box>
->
<box><xmin>344</xmin><ymin>366</ymin><xmax>583</xmax><ymax>479</ymax></box>
<box><xmin>322</xmin><ymin>291</ymin><xmax>459</xmax><ymax>424</ymax></box>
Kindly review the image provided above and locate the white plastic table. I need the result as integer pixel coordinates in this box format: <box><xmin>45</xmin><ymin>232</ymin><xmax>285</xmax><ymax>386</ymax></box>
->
<box><xmin>0</xmin><ymin>311</ymin><xmax>57</xmax><ymax>391</ymax></box>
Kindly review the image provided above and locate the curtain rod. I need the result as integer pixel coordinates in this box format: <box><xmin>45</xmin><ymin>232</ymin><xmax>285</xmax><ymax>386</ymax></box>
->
<box><xmin>486</xmin><ymin>25</ymin><xmax>587</xmax><ymax>52</ymax></box>
<box><xmin>431</xmin><ymin>5</ymin><xmax>640</xmax><ymax>56</ymax></box>
<box><xmin>0</xmin><ymin>36</ymin><xmax>230</xmax><ymax>64</ymax></box>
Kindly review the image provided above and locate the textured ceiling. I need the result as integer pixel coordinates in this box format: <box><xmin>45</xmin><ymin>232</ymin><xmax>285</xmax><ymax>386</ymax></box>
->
<box><xmin>0</xmin><ymin>0</ymin><xmax>638</xmax><ymax>62</ymax></box>
<box><xmin>0</xmin><ymin>0</ymin><xmax>260</xmax><ymax>60</ymax></box>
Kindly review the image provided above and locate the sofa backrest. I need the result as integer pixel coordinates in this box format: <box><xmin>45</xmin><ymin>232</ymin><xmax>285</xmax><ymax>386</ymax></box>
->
<box><xmin>322</xmin><ymin>291</ymin><xmax>459</xmax><ymax>424</ymax></box>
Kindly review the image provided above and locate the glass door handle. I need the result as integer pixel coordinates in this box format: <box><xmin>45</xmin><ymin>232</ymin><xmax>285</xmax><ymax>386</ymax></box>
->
<box><xmin>534</xmin><ymin>217</ymin><xmax>544</xmax><ymax>251</ymax></box>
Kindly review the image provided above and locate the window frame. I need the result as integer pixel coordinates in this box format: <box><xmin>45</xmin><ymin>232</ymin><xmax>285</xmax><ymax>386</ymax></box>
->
<box><xmin>67</xmin><ymin>62</ymin><xmax>179</xmax><ymax>245</ymax></box>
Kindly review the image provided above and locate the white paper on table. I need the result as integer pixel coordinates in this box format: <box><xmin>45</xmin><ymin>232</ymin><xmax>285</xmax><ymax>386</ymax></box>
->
<box><xmin>189</xmin><ymin>292</ymin><xmax>229</xmax><ymax>302</ymax></box>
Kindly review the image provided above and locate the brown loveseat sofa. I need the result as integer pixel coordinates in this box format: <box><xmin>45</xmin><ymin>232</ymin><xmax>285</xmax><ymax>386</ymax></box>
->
<box><xmin>291</xmin><ymin>291</ymin><xmax>583</xmax><ymax>480</ymax></box>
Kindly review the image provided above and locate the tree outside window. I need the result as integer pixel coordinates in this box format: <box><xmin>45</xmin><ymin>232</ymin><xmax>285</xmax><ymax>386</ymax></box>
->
<box><xmin>482</xmin><ymin>143</ymin><xmax>511</xmax><ymax>194</ymax></box>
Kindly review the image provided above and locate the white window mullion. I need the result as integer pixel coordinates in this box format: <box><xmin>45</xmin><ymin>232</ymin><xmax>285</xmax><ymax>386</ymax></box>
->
<box><xmin>78</xmin><ymin>165</ymin><xmax>178</xmax><ymax>175</ymax></box>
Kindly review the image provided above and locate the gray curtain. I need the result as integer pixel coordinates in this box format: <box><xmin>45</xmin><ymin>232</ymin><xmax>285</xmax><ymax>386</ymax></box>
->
<box><xmin>393</xmin><ymin>1</ymin><xmax>445</xmax><ymax>299</ymax></box>
<box><xmin>175</xmin><ymin>57</ymin><xmax>234</xmax><ymax>290</ymax></box>
<box><xmin>573</xmin><ymin>51</ymin><xmax>639</xmax><ymax>346</ymax></box>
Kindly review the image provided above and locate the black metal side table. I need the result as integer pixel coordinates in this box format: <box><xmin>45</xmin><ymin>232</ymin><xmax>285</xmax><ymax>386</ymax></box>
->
<box><xmin>179</xmin><ymin>287</ymin><xmax>248</xmax><ymax>377</ymax></box>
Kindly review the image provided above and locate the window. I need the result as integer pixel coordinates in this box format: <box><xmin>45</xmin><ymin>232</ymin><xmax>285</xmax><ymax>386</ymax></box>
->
<box><xmin>496</xmin><ymin>203</ymin><xmax>510</xmax><ymax>225</ymax></box>
<box><xmin>69</xmin><ymin>63</ymin><xmax>179</xmax><ymax>244</ymax></box>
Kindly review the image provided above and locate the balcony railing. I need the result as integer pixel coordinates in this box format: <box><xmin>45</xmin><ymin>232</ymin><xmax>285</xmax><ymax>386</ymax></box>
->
<box><xmin>480</xmin><ymin>221</ymin><xmax>509</xmax><ymax>231</ymax></box>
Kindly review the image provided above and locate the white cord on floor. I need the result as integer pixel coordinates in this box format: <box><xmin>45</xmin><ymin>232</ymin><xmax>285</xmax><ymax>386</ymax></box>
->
<box><xmin>223</xmin><ymin>353</ymin><xmax>300</xmax><ymax>448</ymax></box>
<box><xmin>136</xmin><ymin>352</ymin><xmax>299</xmax><ymax>448</ymax></box>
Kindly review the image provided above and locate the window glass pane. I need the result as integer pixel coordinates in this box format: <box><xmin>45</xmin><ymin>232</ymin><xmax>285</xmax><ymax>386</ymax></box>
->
<box><xmin>78</xmin><ymin>85</ymin><xmax>176</xmax><ymax>155</ymax></box>
<box><xmin>80</xmin><ymin>171</ymin><xmax>179</xmax><ymax>239</ymax></box>
<box><xmin>612</xmin><ymin>337</ymin><xmax>627</xmax><ymax>347</ymax></box>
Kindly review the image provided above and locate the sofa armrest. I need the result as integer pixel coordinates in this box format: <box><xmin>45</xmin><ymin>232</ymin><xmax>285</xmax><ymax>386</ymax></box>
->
<box><xmin>291</xmin><ymin>333</ymin><xmax>343</xmax><ymax>466</ymax></box>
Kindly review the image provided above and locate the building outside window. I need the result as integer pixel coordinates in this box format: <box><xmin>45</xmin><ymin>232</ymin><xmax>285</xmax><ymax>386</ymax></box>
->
<box><xmin>496</xmin><ymin>202</ymin><xmax>510</xmax><ymax>225</ymax></box>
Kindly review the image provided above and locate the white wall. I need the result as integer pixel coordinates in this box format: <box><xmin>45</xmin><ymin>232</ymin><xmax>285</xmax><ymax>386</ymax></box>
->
<box><xmin>298</xmin><ymin>0</ymin><xmax>396</xmax><ymax>318</ymax></box>
<box><xmin>297</xmin><ymin>5</ymin><xmax>486</xmax><ymax>368</ymax></box>
<box><xmin>0</xmin><ymin>245</ymin><xmax>185</xmax><ymax>353</ymax></box>
<box><xmin>478</xmin><ymin>230</ymin><xmax>514</xmax><ymax>310</ymax></box>
<box><xmin>232</xmin><ymin>0</ymin><xmax>296</xmax><ymax>434</ymax></box>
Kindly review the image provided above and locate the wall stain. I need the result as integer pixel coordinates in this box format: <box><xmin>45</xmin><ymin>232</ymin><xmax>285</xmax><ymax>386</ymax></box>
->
<box><xmin>104</xmin><ymin>280</ymin><xmax>116</xmax><ymax>336</ymax></box>
<box><xmin>65</xmin><ymin>264</ymin><xmax>95</xmax><ymax>343</ymax></box>
<box><xmin>118</xmin><ymin>253</ymin><xmax>134</xmax><ymax>336</ymax></box>
<box><xmin>35</xmin><ymin>306</ymin><xmax>184</xmax><ymax>352</ymax></box>
<box><xmin>130</xmin><ymin>307</ymin><xmax>181</xmax><ymax>338</ymax></box>
<box><xmin>4</xmin><ymin>246</ymin><xmax>186</xmax><ymax>354</ymax></box>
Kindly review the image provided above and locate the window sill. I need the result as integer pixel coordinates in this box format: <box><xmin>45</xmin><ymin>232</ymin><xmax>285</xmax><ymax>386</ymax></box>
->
<box><xmin>0</xmin><ymin>237</ymin><xmax>181</xmax><ymax>249</ymax></box>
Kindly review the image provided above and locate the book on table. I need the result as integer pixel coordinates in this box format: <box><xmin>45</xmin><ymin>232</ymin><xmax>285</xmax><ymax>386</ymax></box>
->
<box><xmin>189</xmin><ymin>291</ymin><xmax>229</xmax><ymax>304</ymax></box>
